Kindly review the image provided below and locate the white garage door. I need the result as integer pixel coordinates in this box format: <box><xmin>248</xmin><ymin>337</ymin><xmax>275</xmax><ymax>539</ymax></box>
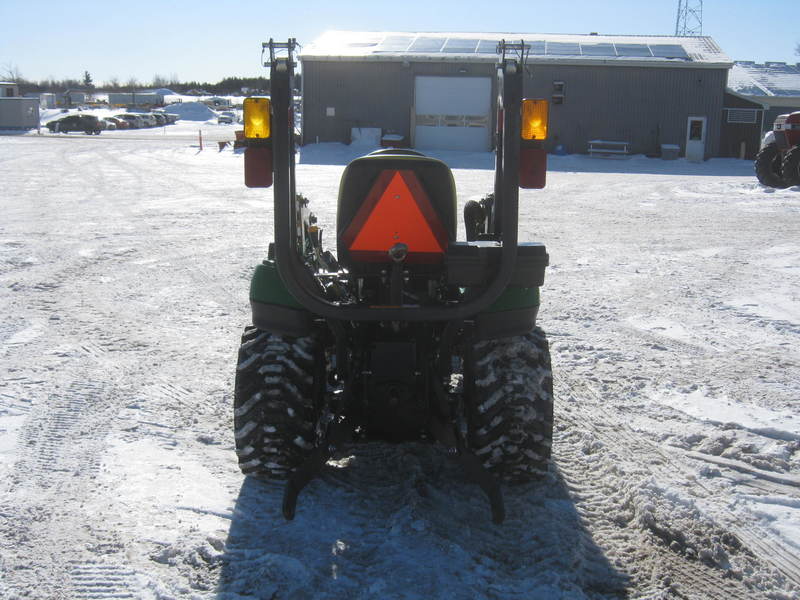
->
<box><xmin>414</xmin><ymin>76</ymin><xmax>492</xmax><ymax>152</ymax></box>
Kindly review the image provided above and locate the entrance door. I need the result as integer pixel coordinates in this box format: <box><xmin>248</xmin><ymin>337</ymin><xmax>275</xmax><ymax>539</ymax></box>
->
<box><xmin>413</xmin><ymin>76</ymin><xmax>491</xmax><ymax>152</ymax></box>
<box><xmin>685</xmin><ymin>116</ymin><xmax>707</xmax><ymax>162</ymax></box>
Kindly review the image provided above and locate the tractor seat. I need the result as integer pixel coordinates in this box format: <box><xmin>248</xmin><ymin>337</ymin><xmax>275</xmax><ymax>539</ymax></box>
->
<box><xmin>336</xmin><ymin>149</ymin><xmax>457</xmax><ymax>269</ymax></box>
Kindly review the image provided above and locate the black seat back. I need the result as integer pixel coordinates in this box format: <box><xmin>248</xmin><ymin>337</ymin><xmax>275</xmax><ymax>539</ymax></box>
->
<box><xmin>336</xmin><ymin>150</ymin><xmax>457</xmax><ymax>268</ymax></box>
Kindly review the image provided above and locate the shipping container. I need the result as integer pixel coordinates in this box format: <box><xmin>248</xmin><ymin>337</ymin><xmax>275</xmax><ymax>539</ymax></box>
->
<box><xmin>0</xmin><ymin>98</ymin><xmax>40</xmax><ymax>129</ymax></box>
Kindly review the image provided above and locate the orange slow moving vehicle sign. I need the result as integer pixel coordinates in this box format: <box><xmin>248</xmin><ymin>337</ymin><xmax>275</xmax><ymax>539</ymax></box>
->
<box><xmin>342</xmin><ymin>169</ymin><xmax>449</xmax><ymax>263</ymax></box>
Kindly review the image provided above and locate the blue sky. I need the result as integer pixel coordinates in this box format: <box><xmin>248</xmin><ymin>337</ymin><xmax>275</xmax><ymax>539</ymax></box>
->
<box><xmin>1</xmin><ymin>0</ymin><xmax>797</xmax><ymax>84</ymax></box>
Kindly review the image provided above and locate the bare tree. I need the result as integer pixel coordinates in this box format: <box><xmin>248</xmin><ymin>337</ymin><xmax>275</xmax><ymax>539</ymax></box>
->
<box><xmin>105</xmin><ymin>77</ymin><xmax>120</xmax><ymax>90</ymax></box>
<box><xmin>1</xmin><ymin>62</ymin><xmax>23</xmax><ymax>82</ymax></box>
<box><xmin>796</xmin><ymin>41</ymin><xmax>800</xmax><ymax>56</ymax></box>
<box><xmin>152</xmin><ymin>74</ymin><xmax>168</xmax><ymax>88</ymax></box>
<box><xmin>125</xmin><ymin>77</ymin><xmax>139</xmax><ymax>91</ymax></box>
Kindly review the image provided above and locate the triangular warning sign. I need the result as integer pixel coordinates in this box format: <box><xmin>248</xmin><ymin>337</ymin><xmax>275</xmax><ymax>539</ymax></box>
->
<box><xmin>342</xmin><ymin>170</ymin><xmax>448</xmax><ymax>262</ymax></box>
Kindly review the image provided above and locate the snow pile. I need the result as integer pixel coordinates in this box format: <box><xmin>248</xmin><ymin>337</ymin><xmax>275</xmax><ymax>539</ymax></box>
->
<box><xmin>161</xmin><ymin>101</ymin><xmax>216</xmax><ymax>122</ymax></box>
<box><xmin>40</xmin><ymin>108</ymin><xmax>70</xmax><ymax>124</ymax></box>
<box><xmin>350</xmin><ymin>127</ymin><xmax>381</xmax><ymax>146</ymax></box>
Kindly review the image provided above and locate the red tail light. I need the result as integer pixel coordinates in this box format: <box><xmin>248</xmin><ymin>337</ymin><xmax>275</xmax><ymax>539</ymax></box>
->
<box><xmin>519</xmin><ymin>147</ymin><xmax>547</xmax><ymax>189</ymax></box>
<box><xmin>244</xmin><ymin>146</ymin><xmax>273</xmax><ymax>188</ymax></box>
<box><xmin>341</xmin><ymin>169</ymin><xmax>448</xmax><ymax>263</ymax></box>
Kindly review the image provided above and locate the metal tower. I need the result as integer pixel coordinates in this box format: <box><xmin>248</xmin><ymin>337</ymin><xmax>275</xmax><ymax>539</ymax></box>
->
<box><xmin>675</xmin><ymin>0</ymin><xmax>703</xmax><ymax>36</ymax></box>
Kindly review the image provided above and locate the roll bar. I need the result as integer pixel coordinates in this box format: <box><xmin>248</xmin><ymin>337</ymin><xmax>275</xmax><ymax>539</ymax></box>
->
<box><xmin>269</xmin><ymin>40</ymin><xmax>523</xmax><ymax>322</ymax></box>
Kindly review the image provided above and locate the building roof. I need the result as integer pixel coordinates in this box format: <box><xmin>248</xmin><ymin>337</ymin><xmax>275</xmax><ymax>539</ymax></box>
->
<box><xmin>301</xmin><ymin>31</ymin><xmax>732</xmax><ymax>68</ymax></box>
<box><xmin>727</xmin><ymin>62</ymin><xmax>800</xmax><ymax>98</ymax></box>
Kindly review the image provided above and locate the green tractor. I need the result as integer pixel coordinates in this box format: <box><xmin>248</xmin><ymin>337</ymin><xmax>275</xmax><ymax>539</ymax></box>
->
<box><xmin>234</xmin><ymin>39</ymin><xmax>552</xmax><ymax>523</ymax></box>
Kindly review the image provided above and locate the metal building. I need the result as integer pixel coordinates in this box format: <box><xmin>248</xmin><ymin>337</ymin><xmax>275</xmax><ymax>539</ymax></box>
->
<box><xmin>108</xmin><ymin>92</ymin><xmax>165</xmax><ymax>107</ymax></box>
<box><xmin>726</xmin><ymin>61</ymin><xmax>800</xmax><ymax>133</ymax></box>
<box><xmin>0</xmin><ymin>97</ymin><xmax>40</xmax><ymax>129</ymax></box>
<box><xmin>300</xmin><ymin>31</ymin><xmax>733</xmax><ymax>158</ymax></box>
<box><xmin>1</xmin><ymin>82</ymin><xmax>19</xmax><ymax>97</ymax></box>
<box><xmin>719</xmin><ymin>91</ymin><xmax>765</xmax><ymax>160</ymax></box>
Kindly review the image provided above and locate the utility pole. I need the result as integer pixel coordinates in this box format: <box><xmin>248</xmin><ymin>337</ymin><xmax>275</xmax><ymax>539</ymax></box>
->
<box><xmin>675</xmin><ymin>0</ymin><xmax>703</xmax><ymax>36</ymax></box>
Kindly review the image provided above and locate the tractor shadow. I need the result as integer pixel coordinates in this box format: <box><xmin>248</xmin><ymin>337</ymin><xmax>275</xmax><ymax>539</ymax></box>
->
<box><xmin>215</xmin><ymin>443</ymin><xmax>630</xmax><ymax>599</ymax></box>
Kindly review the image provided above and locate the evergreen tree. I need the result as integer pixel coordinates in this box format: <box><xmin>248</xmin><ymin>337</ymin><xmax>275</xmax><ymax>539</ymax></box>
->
<box><xmin>83</xmin><ymin>70</ymin><xmax>94</xmax><ymax>89</ymax></box>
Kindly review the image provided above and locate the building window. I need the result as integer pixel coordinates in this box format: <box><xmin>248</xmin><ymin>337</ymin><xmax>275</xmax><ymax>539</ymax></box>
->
<box><xmin>727</xmin><ymin>108</ymin><xmax>758</xmax><ymax>124</ymax></box>
<box><xmin>689</xmin><ymin>119</ymin><xmax>703</xmax><ymax>140</ymax></box>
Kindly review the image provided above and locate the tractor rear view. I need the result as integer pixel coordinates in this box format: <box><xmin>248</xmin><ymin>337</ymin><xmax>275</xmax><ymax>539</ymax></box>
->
<box><xmin>233</xmin><ymin>39</ymin><xmax>552</xmax><ymax>524</ymax></box>
<box><xmin>755</xmin><ymin>111</ymin><xmax>800</xmax><ymax>188</ymax></box>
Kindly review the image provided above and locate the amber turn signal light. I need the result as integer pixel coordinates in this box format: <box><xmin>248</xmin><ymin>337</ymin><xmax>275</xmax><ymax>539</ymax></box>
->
<box><xmin>521</xmin><ymin>99</ymin><xmax>548</xmax><ymax>140</ymax></box>
<box><xmin>244</xmin><ymin>97</ymin><xmax>271</xmax><ymax>139</ymax></box>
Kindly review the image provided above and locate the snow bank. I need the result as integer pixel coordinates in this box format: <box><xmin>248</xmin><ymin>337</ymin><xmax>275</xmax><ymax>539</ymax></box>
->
<box><xmin>161</xmin><ymin>101</ymin><xmax>216</xmax><ymax>122</ymax></box>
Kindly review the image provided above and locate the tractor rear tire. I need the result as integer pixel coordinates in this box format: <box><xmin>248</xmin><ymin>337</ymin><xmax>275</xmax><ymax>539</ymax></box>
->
<box><xmin>781</xmin><ymin>146</ymin><xmax>800</xmax><ymax>187</ymax></box>
<box><xmin>755</xmin><ymin>143</ymin><xmax>788</xmax><ymax>188</ymax></box>
<box><xmin>233</xmin><ymin>327</ymin><xmax>319</xmax><ymax>479</ymax></box>
<box><xmin>466</xmin><ymin>327</ymin><xmax>554</xmax><ymax>483</ymax></box>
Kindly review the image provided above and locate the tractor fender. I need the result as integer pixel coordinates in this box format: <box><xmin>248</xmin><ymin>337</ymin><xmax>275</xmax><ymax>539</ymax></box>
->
<box><xmin>761</xmin><ymin>131</ymin><xmax>775</xmax><ymax>150</ymax></box>
<box><xmin>249</xmin><ymin>261</ymin><xmax>313</xmax><ymax>337</ymax></box>
<box><xmin>474</xmin><ymin>287</ymin><xmax>541</xmax><ymax>340</ymax></box>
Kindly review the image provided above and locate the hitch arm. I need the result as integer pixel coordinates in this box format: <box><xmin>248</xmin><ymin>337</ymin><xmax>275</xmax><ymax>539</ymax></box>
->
<box><xmin>282</xmin><ymin>419</ymin><xmax>353</xmax><ymax>520</ymax></box>
<box><xmin>429</xmin><ymin>379</ymin><xmax>506</xmax><ymax>525</ymax></box>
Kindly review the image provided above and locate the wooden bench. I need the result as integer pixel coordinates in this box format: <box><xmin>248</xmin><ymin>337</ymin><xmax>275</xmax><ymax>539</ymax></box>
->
<box><xmin>588</xmin><ymin>140</ymin><xmax>629</xmax><ymax>157</ymax></box>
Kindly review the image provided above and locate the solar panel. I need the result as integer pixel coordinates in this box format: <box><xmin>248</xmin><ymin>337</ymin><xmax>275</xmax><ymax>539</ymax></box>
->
<box><xmin>442</xmin><ymin>38</ymin><xmax>480</xmax><ymax>53</ymax></box>
<box><xmin>355</xmin><ymin>34</ymin><xmax>691</xmax><ymax>61</ymax></box>
<box><xmin>614</xmin><ymin>43</ymin><xmax>652</xmax><ymax>57</ymax></box>
<box><xmin>526</xmin><ymin>40</ymin><xmax>546</xmax><ymax>55</ymax></box>
<box><xmin>649</xmin><ymin>44</ymin><xmax>689</xmax><ymax>59</ymax></box>
<box><xmin>546</xmin><ymin>42</ymin><xmax>580</xmax><ymax>55</ymax></box>
<box><xmin>476</xmin><ymin>39</ymin><xmax>499</xmax><ymax>54</ymax></box>
<box><xmin>408</xmin><ymin>37</ymin><xmax>445</xmax><ymax>53</ymax></box>
<box><xmin>377</xmin><ymin>36</ymin><xmax>413</xmax><ymax>52</ymax></box>
<box><xmin>580</xmin><ymin>43</ymin><xmax>616</xmax><ymax>57</ymax></box>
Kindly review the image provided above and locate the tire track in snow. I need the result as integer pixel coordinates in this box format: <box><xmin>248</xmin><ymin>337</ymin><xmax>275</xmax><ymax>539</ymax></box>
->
<box><xmin>69</xmin><ymin>562</ymin><xmax>141</xmax><ymax>599</ymax></box>
<box><xmin>13</xmin><ymin>380</ymin><xmax>110</xmax><ymax>482</ymax></box>
<box><xmin>555</xmin><ymin>370</ymin><xmax>800</xmax><ymax>596</ymax></box>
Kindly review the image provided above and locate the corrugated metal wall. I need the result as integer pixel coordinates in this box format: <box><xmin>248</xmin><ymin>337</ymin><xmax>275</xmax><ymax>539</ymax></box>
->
<box><xmin>0</xmin><ymin>98</ymin><xmax>40</xmax><ymax>129</ymax></box>
<box><xmin>522</xmin><ymin>64</ymin><xmax>726</xmax><ymax>158</ymax></box>
<box><xmin>720</xmin><ymin>93</ymin><xmax>764</xmax><ymax>159</ymax></box>
<box><xmin>302</xmin><ymin>59</ymin><xmax>727</xmax><ymax>158</ymax></box>
<box><xmin>301</xmin><ymin>60</ymin><xmax>495</xmax><ymax>146</ymax></box>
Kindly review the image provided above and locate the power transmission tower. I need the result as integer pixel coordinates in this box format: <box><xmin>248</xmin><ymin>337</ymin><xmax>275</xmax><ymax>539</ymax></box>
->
<box><xmin>675</xmin><ymin>0</ymin><xmax>703</xmax><ymax>36</ymax></box>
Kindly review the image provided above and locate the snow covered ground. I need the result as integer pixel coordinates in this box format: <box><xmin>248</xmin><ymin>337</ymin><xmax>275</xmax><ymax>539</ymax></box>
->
<box><xmin>1</xmin><ymin>132</ymin><xmax>799</xmax><ymax>599</ymax></box>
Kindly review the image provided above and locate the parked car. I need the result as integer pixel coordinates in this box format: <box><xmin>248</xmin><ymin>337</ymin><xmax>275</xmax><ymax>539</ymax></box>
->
<box><xmin>159</xmin><ymin>112</ymin><xmax>179</xmax><ymax>124</ymax></box>
<box><xmin>102</xmin><ymin>118</ymin><xmax>116</xmax><ymax>130</ymax></box>
<box><xmin>46</xmin><ymin>114</ymin><xmax>103</xmax><ymax>134</ymax></box>
<box><xmin>218</xmin><ymin>111</ymin><xmax>238</xmax><ymax>124</ymax></box>
<box><xmin>115</xmin><ymin>114</ymin><xmax>143</xmax><ymax>128</ymax></box>
<box><xmin>105</xmin><ymin>117</ymin><xmax>129</xmax><ymax>130</ymax></box>
<box><xmin>136</xmin><ymin>113</ymin><xmax>157</xmax><ymax>127</ymax></box>
<box><xmin>151</xmin><ymin>113</ymin><xmax>166</xmax><ymax>126</ymax></box>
